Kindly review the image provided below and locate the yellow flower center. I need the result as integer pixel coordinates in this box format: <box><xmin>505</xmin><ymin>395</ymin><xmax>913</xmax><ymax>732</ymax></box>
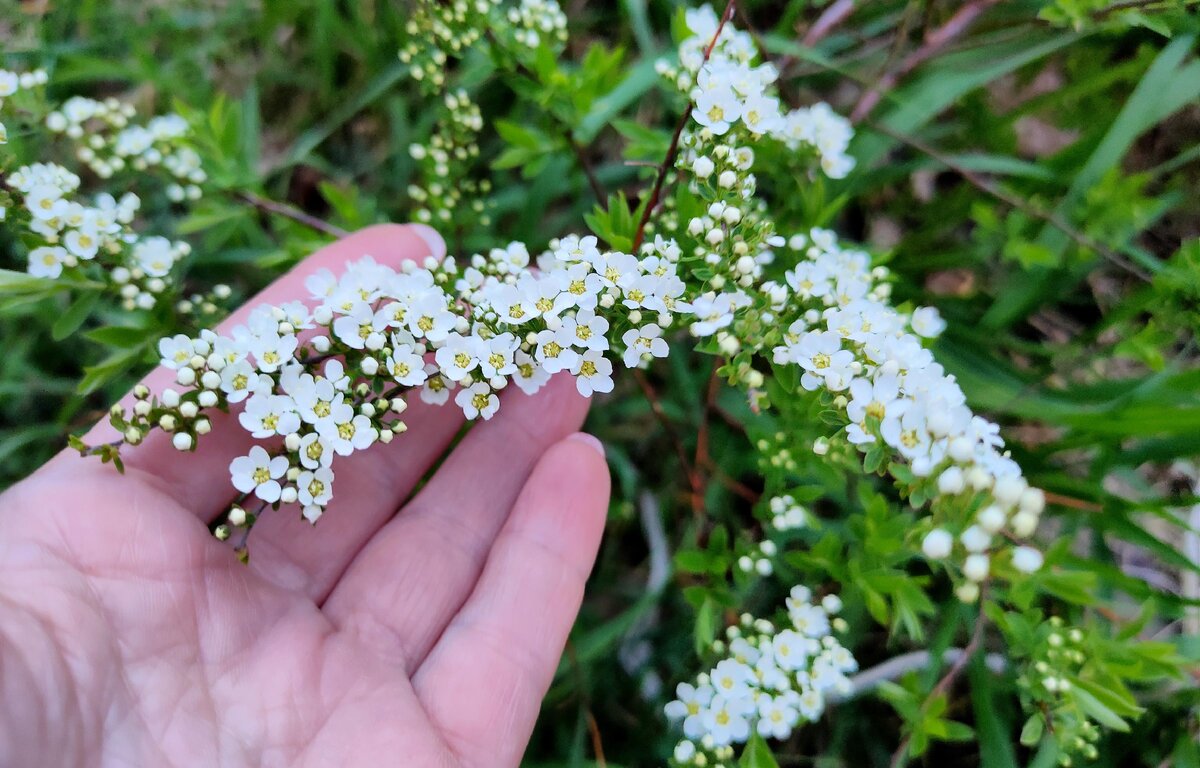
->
<box><xmin>472</xmin><ymin>392</ymin><xmax>490</xmax><ymax>410</ymax></box>
<box><xmin>306</xmin><ymin>441</ymin><xmax>323</xmax><ymax>461</ymax></box>
<box><xmin>314</xmin><ymin>400</ymin><xmax>331</xmax><ymax>418</ymax></box>
<box><xmin>232</xmin><ymin>374</ymin><xmax>248</xmax><ymax>390</ymax></box>
<box><xmin>417</xmin><ymin>316</ymin><xmax>434</xmax><ymax>332</ymax></box>
<box><xmin>544</xmin><ymin>341</ymin><xmax>562</xmax><ymax>358</ymax></box>
<box><xmin>263</xmin><ymin>414</ymin><xmax>279</xmax><ymax>430</ymax></box>
<box><xmin>252</xmin><ymin>467</ymin><xmax>270</xmax><ymax>484</ymax></box>
<box><xmin>307</xmin><ymin>479</ymin><xmax>325</xmax><ymax>498</ymax></box>
<box><xmin>813</xmin><ymin>352</ymin><xmax>830</xmax><ymax>369</ymax></box>
<box><xmin>580</xmin><ymin>360</ymin><xmax>597</xmax><ymax>377</ymax></box>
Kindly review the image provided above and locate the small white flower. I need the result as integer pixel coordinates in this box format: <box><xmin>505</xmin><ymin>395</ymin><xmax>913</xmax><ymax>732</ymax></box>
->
<box><xmin>238</xmin><ymin>394</ymin><xmax>301</xmax><ymax>439</ymax></box>
<box><xmin>297</xmin><ymin>467</ymin><xmax>334</xmax><ymax>507</ymax></box>
<box><xmin>922</xmin><ymin>528</ymin><xmax>953</xmax><ymax>560</ymax></box>
<box><xmin>571</xmin><ymin>349</ymin><xmax>614</xmax><ymax>396</ymax></box>
<box><xmin>455</xmin><ymin>382</ymin><xmax>500</xmax><ymax>420</ymax></box>
<box><xmin>229</xmin><ymin>446</ymin><xmax>289</xmax><ymax>503</ymax></box>
<box><xmin>1012</xmin><ymin>546</ymin><xmax>1044</xmax><ymax>574</ymax></box>
<box><xmin>620</xmin><ymin>324</ymin><xmax>669</xmax><ymax>368</ymax></box>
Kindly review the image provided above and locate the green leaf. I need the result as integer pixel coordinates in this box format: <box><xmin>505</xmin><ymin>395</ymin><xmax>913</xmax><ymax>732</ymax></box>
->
<box><xmin>738</xmin><ymin>732</ymin><xmax>780</xmax><ymax>768</ymax></box>
<box><xmin>1020</xmin><ymin>714</ymin><xmax>1045</xmax><ymax>747</ymax></box>
<box><xmin>51</xmin><ymin>292</ymin><xmax>101</xmax><ymax>341</ymax></box>
<box><xmin>1070</xmin><ymin>685</ymin><xmax>1130</xmax><ymax>732</ymax></box>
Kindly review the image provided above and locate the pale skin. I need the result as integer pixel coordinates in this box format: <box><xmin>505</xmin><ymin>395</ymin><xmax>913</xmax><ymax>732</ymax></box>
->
<box><xmin>0</xmin><ymin>224</ymin><xmax>611</xmax><ymax>767</ymax></box>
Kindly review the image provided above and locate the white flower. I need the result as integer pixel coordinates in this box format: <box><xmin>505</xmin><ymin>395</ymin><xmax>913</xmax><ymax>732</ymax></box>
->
<box><xmin>571</xmin><ymin>349</ymin><xmax>614</xmax><ymax>396</ymax></box>
<box><xmin>512</xmin><ymin>351</ymin><xmax>551</xmax><ymax>396</ymax></box>
<box><xmin>419</xmin><ymin>365</ymin><xmax>455</xmax><ymax>405</ymax></box>
<box><xmin>560</xmin><ymin>309</ymin><xmax>610</xmax><ymax>351</ymax></box>
<box><xmin>229</xmin><ymin>446</ymin><xmax>289</xmax><ymax>503</ymax></box>
<box><xmin>386</xmin><ymin>346</ymin><xmax>428</xmax><ymax>387</ymax></box>
<box><xmin>910</xmin><ymin>306</ymin><xmax>946</xmax><ymax>338</ymax></box>
<box><xmin>701</xmin><ymin>694</ymin><xmax>753</xmax><ymax>746</ymax></box>
<box><xmin>756</xmin><ymin>694</ymin><xmax>798</xmax><ymax>739</ymax></box>
<box><xmin>771</xmin><ymin>629</ymin><xmax>807</xmax><ymax>671</ymax></box>
<box><xmin>455</xmin><ymin>382</ymin><xmax>500</xmax><ymax>420</ymax></box>
<box><xmin>693</xmin><ymin>86</ymin><xmax>741</xmax><ymax>135</ymax></box>
<box><xmin>620</xmin><ymin>324</ymin><xmax>669</xmax><ymax>368</ymax></box>
<box><xmin>220</xmin><ymin>359</ymin><xmax>267</xmax><ymax>403</ymax></box>
<box><xmin>297</xmin><ymin>467</ymin><xmax>334</xmax><ymax>507</ymax></box>
<box><xmin>477</xmin><ymin>332</ymin><xmax>519</xmax><ymax>379</ymax></box>
<box><xmin>534</xmin><ymin>328</ymin><xmax>580</xmax><ymax>374</ymax></box>
<box><xmin>435</xmin><ymin>332</ymin><xmax>481</xmax><ymax>381</ymax></box>
<box><xmin>709</xmin><ymin>659</ymin><xmax>754</xmax><ymax>699</ymax></box>
<box><xmin>790</xmin><ymin>603</ymin><xmax>830</xmax><ymax>638</ymax></box>
<box><xmin>297</xmin><ymin>432</ymin><xmax>334</xmax><ymax>469</ymax></box>
<box><xmin>248</xmin><ymin>332</ymin><xmax>298</xmax><ymax>373</ymax></box>
<box><xmin>27</xmin><ymin>246</ymin><xmax>68</xmax><ymax>279</ymax></box>
<box><xmin>319</xmin><ymin>413</ymin><xmax>376</xmax><ymax>456</ymax></box>
<box><xmin>332</xmin><ymin>302</ymin><xmax>390</xmax><ymax>350</ymax></box>
<box><xmin>158</xmin><ymin>334</ymin><xmax>195</xmax><ymax>369</ymax></box>
<box><xmin>407</xmin><ymin>291</ymin><xmax>457</xmax><ymax>342</ymax></box>
<box><xmin>238</xmin><ymin>394</ymin><xmax>301</xmax><ymax>439</ymax></box>
<box><xmin>664</xmin><ymin>682</ymin><xmax>713</xmax><ymax>741</ymax></box>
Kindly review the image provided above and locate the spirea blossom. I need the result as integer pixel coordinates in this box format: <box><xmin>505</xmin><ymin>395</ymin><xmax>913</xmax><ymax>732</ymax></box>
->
<box><xmin>665</xmin><ymin>588</ymin><xmax>856</xmax><ymax>764</ymax></box>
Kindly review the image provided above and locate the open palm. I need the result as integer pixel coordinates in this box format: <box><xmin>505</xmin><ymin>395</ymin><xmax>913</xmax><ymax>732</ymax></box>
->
<box><xmin>0</xmin><ymin>225</ymin><xmax>610</xmax><ymax>768</ymax></box>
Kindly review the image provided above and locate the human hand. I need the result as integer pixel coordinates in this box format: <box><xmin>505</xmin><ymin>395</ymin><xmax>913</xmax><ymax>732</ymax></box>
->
<box><xmin>0</xmin><ymin>224</ymin><xmax>611</xmax><ymax>767</ymax></box>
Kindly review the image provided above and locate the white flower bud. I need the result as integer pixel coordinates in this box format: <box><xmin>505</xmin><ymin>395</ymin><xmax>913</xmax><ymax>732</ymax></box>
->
<box><xmin>1010</xmin><ymin>510</ymin><xmax>1039</xmax><ymax>537</ymax></box>
<box><xmin>718</xmin><ymin>170</ymin><xmax>737</xmax><ymax>188</ymax></box>
<box><xmin>948</xmin><ymin>436</ymin><xmax>975</xmax><ymax>463</ymax></box>
<box><xmin>133</xmin><ymin>400</ymin><xmax>152</xmax><ymax>417</ymax></box>
<box><xmin>280</xmin><ymin>487</ymin><xmax>298</xmax><ymax>504</ymax></box>
<box><xmin>194</xmin><ymin>418</ymin><xmax>211</xmax><ymax>435</ymax></box>
<box><xmin>311</xmin><ymin>335</ymin><xmax>331</xmax><ymax>353</ymax></box>
<box><xmin>179</xmin><ymin>401</ymin><xmax>199</xmax><ymax>419</ymax></box>
<box><xmin>123</xmin><ymin>427</ymin><xmax>142</xmax><ymax>445</ymax></box>
<box><xmin>960</xmin><ymin>525</ymin><xmax>990</xmax><ymax>553</ymax></box>
<box><xmin>822</xmin><ymin>594</ymin><xmax>843</xmax><ymax>614</ymax></box>
<box><xmin>759</xmin><ymin>540</ymin><xmax>777</xmax><ymax>557</ymax></box>
<box><xmin>812</xmin><ymin>437</ymin><xmax>829</xmax><ymax>455</ymax></box>
<box><xmin>922</xmin><ymin>528</ymin><xmax>953</xmax><ymax>560</ymax></box>
<box><xmin>161</xmin><ymin>388</ymin><xmax>180</xmax><ymax>408</ymax></box>
<box><xmin>955</xmin><ymin>582</ymin><xmax>980</xmax><ymax>603</ymax></box>
<box><xmin>1019</xmin><ymin>488</ymin><xmax>1045</xmax><ymax>515</ymax></box>
<box><xmin>361</xmin><ymin>357</ymin><xmax>379</xmax><ymax>376</ymax></box>
<box><xmin>198</xmin><ymin>391</ymin><xmax>218</xmax><ymax>408</ymax></box>
<box><xmin>938</xmin><ymin>466</ymin><xmax>966</xmax><ymax>495</ymax></box>
<box><xmin>176</xmin><ymin>367</ymin><xmax>196</xmax><ymax>386</ymax></box>
<box><xmin>692</xmin><ymin>156</ymin><xmax>714</xmax><ymax>179</ymax></box>
<box><xmin>977</xmin><ymin>505</ymin><xmax>1007</xmax><ymax>534</ymax></box>
<box><xmin>312</xmin><ymin>306</ymin><xmax>333</xmax><ymax>325</ymax></box>
<box><xmin>172</xmin><ymin>433</ymin><xmax>193</xmax><ymax>451</ymax></box>
<box><xmin>1011</xmin><ymin>546</ymin><xmax>1044</xmax><ymax>573</ymax></box>
<box><xmin>200</xmin><ymin>370</ymin><xmax>221</xmax><ymax>390</ymax></box>
<box><xmin>993</xmin><ymin>475</ymin><xmax>1026</xmax><ymax>506</ymax></box>
<box><xmin>392</xmin><ymin>398</ymin><xmax>408</xmax><ymax>414</ymax></box>
<box><xmin>755</xmin><ymin>558</ymin><xmax>773</xmax><ymax>576</ymax></box>
<box><xmin>228</xmin><ymin>506</ymin><xmax>247</xmax><ymax>526</ymax></box>
<box><xmin>963</xmin><ymin>554</ymin><xmax>990</xmax><ymax>581</ymax></box>
<box><xmin>285</xmin><ymin>433</ymin><xmax>302</xmax><ymax>452</ymax></box>
<box><xmin>737</xmin><ymin>555</ymin><xmax>753</xmax><ymax>572</ymax></box>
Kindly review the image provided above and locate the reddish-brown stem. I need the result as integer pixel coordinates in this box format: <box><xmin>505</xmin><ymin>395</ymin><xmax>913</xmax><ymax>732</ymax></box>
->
<box><xmin>631</xmin><ymin>369</ymin><xmax>706</xmax><ymax>517</ymax></box>
<box><xmin>889</xmin><ymin>592</ymin><xmax>990</xmax><ymax>768</ymax></box>
<box><xmin>236</xmin><ymin>191</ymin><xmax>349</xmax><ymax>239</ymax></box>
<box><xmin>850</xmin><ymin>0</ymin><xmax>1003</xmax><ymax>123</ymax></box>
<box><xmin>802</xmin><ymin>0</ymin><xmax>856</xmax><ymax>46</ymax></box>
<box><xmin>630</xmin><ymin>0</ymin><xmax>737</xmax><ymax>252</ymax></box>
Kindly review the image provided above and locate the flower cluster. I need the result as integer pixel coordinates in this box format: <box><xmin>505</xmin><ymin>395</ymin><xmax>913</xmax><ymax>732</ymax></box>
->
<box><xmin>659</xmin><ymin>6</ymin><xmax>855</xmax><ymax>179</ymax></box>
<box><xmin>759</xmin><ymin>228</ymin><xmax>1046</xmax><ymax>593</ymax></box>
<box><xmin>665</xmin><ymin>588</ymin><xmax>856</xmax><ymax>765</ymax></box>
<box><xmin>399</xmin><ymin>0</ymin><xmax>499</xmax><ymax>90</ymax></box>
<box><xmin>102</xmin><ymin>231</ymin><xmax>692</xmax><ymax>529</ymax></box>
<box><xmin>1015</xmin><ymin>617</ymin><xmax>1100</xmax><ymax>766</ymax></box>
<box><xmin>408</xmin><ymin>90</ymin><xmax>493</xmax><ymax>230</ymax></box>
<box><xmin>45</xmin><ymin>97</ymin><xmax>205</xmax><ymax>200</ymax></box>
<box><xmin>504</xmin><ymin>0</ymin><xmax>569</xmax><ymax>49</ymax></box>
<box><xmin>2</xmin><ymin>71</ymin><xmax>207</xmax><ymax>312</ymax></box>
<box><xmin>0</xmin><ymin>68</ymin><xmax>49</xmax><ymax>149</ymax></box>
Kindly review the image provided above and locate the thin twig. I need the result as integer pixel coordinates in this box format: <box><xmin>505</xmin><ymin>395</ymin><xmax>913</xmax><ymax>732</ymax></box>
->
<box><xmin>568</xmin><ymin>135</ymin><xmax>608</xmax><ymax>208</ymax></box>
<box><xmin>889</xmin><ymin>597</ymin><xmax>990</xmax><ymax>768</ymax></box>
<box><xmin>832</xmin><ymin>647</ymin><xmax>1008</xmax><ymax>702</ymax></box>
<box><xmin>631</xmin><ymin>368</ymin><xmax>705</xmax><ymax>517</ymax></box>
<box><xmin>631</xmin><ymin>0</ymin><xmax>737</xmax><ymax>252</ymax></box>
<box><xmin>802</xmin><ymin>0</ymin><xmax>856</xmax><ymax>47</ymax></box>
<box><xmin>850</xmin><ymin>0</ymin><xmax>1003</xmax><ymax>123</ymax></box>
<box><xmin>868</xmin><ymin>120</ymin><xmax>1152</xmax><ymax>282</ymax></box>
<box><xmin>236</xmin><ymin>191</ymin><xmax>349</xmax><ymax>239</ymax></box>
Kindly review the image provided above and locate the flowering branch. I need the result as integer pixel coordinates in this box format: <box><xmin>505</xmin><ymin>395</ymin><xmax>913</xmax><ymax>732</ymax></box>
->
<box><xmin>630</xmin><ymin>0</ymin><xmax>736</xmax><ymax>253</ymax></box>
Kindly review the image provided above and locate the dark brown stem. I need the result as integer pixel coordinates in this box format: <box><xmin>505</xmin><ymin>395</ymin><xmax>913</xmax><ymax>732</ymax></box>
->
<box><xmin>631</xmin><ymin>368</ymin><xmax>705</xmax><ymax>518</ymax></box>
<box><xmin>867</xmin><ymin>121</ymin><xmax>1151</xmax><ymax>281</ymax></box>
<box><xmin>889</xmin><ymin>594</ymin><xmax>990</xmax><ymax>768</ymax></box>
<box><xmin>568</xmin><ymin>135</ymin><xmax>607</xmax><ymax>208</ymax></box>
<box><xmin>236</xmin><ymin>191</ymin><xmax>350</xmax><ymax>239</ymax></box>
<box><xmin>631</xmin><ymin>0</ymin><xmax>737</xmax><ymax>252</ymax></box>
<box><xmin>850</xmin><ymin>0</ymin><xmax>1003</xmax><ymax>123</ymax></box>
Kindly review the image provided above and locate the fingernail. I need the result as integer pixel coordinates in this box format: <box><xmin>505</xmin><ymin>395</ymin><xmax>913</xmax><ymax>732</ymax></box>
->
<box><xmin>566</xmin><ymin>432</ymin><xmax>605</xmax><ymax>459</ymax></box>
<box><xmin>408</xmin><ymin>222</ymin><xmax>446</xmax><ymax>260</ymax></box>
